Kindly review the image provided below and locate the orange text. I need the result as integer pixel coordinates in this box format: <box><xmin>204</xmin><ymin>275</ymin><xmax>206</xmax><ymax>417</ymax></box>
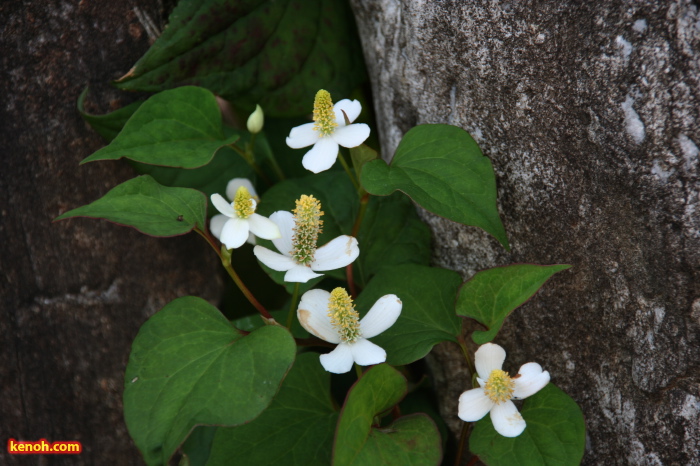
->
<box><xmin>7</xmin><ymin>438</ymin><xmax>82</xmax><ymax>455</ymax></box>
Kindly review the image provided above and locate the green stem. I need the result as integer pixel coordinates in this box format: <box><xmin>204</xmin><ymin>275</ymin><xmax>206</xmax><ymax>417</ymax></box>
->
<box><xmin>346</xmin><ymin>192</ymin><xmax>370</xmax><ymax>298</ymax></box>
<box><xmin>254</xmin><ymin>133</ymin><xmax>286</xmax><ymax>182</ymax></box>
<box><xmin>354</xmin><ymin>363</ymin><xmax>363</xmax><ymax>380</ymax></box>
<box><xmin>195</xmin><ymin>228</ymin><xmax>273</xmax><ymax>321</ymax></box>
<box><xmin>338</xmin><ymin>151</ymin><xmax>360</xmax><ymax>193</ymax></box>
<box><xmin>286</xmin><ymin>283</ymin><xmax>300</xmax><ymax>329</ymax></box>
<box><xmin>229</xmin><ymin>143</ymin><xmax>272</xmax><ymax>186</ymax></box>
<box><xmin>458</xmin><ymin>336</ymin><xmax>477</xmax><ymax>383</ymax></box>
<box><xmin>351</xmin><ymin>193</ymin><xmax>370</xmax><ymax>237</ymax></box>
<box><xmin>266</xmin><ymin>152</ymin><xmax>286</xmax><ymax>182</ymax></box>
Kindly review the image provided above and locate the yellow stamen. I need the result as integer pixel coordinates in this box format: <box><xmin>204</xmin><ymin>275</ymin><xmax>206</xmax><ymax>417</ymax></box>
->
<box><xmin>483</xmin><ymin>369</ymin><xmax>515</xmax><ymax>404</ymax></box>
<box><xmin>233</xmin><ymin>186</ymin><xmax>255</xmax><ymax>219</ymax></box>
<box><xmin>313</xmin><ymin>89</ymin><xmax>337</xmax><ymax>137</ymax></box>
<box><xmin>292</xmin><ymin>195</ymin><xmax>323</xmax><ymax>265</ymax></box>
<box><xmin>327</xmin><ymin>287</ymin><xmax>361</xmax><ymax>343</ymax></box>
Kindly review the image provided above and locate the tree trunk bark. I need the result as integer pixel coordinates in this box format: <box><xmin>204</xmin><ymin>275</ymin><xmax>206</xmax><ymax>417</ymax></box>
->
<box><xmin>1</xmin><ymin>1</ymin><xmax>220</xmax><ymax>464</ymax></box>
<box><xmin>350</xmin><ymin>1</ymin><xmax>700</xmax><ymax>464</ymax></box>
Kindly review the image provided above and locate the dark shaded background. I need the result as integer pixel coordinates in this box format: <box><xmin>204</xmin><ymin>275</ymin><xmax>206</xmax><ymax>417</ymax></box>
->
<box><xmin>1</xmin><ymin>1</ymin><xmax>221</xmax><ymax>464</ymax></box>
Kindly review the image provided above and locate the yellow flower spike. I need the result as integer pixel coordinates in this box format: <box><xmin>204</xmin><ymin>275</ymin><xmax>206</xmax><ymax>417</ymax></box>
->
<box><xmin>232</xmin><ymin>186</ymin><xmax>255</xmax><ymax>219</ymax></box>
<box><xmin>483</xmin><ymin>369</ymin><xmax>516</xmax><ymax>404</ymax></box>
<box><xmin>291</xmin><ymin>195</ymin><xmax>324</xmax><ymax>265</ymax></box>
<box><xmin>327</xmin><ymin>287</ymin><xmax>361</xmax><ymax>343</ymax></box>
<box><xmin>312</xmin><ymin>90</ymin><xmax>338</xmax><ymax>137</ymax></box>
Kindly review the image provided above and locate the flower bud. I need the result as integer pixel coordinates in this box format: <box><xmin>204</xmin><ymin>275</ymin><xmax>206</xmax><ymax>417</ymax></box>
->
<box><xmin>246</xmin><ymin>104</ymin><xmax>264</xmax><ymax>134</ymax></box>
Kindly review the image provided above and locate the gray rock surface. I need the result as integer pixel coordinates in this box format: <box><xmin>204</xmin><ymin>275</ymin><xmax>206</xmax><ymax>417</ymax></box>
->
<box><xmin>350</xmin><ymin>1</ymin><xmax>699</xmax><ymax>464</ymax></box>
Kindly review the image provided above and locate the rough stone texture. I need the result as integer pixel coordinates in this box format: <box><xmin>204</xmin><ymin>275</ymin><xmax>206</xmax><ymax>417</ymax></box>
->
<box><xmin>0</xmin><ymin>1</ymin><xmax>220</xmax><ymax>464</ymax></box>
<box><xmin>350</xmin><ymin>1</ymin><xmax>699</xmax><ymax>464</ymax></box>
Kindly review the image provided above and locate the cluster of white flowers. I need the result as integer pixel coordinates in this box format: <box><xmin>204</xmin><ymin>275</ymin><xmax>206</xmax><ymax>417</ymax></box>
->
<box><xmin>209</xmin><ymin>91</ymin><xmax>396</xmax><ymax>375</ymax></box>
<box><xmin>209</xmin><ymin>91</ymin><xmax>551</xmax><ymax>439</ymax></box>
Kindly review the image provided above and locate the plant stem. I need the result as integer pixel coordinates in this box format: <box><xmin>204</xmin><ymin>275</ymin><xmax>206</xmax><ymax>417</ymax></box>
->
<box><xmin>223</xmin><ymin>257</ymin><xmax>273</xmax><ymax>320</ymax></box>
<box><xmin>338</xmin><ymin>150</ymin><xmax>360</xmax><ymax>192</ymax></box>
<box><xmin>454</xmin><ymin>422</ymin><xmax>474</xmax><ymax>466</ymax></box>
<box><xmin>229</xmin><ymin>143</ymin><xmax>272</xmax><ymax>186</ymax></box>
<box><xmin>195</xmin><ymin>228</ymin><xmax>273</xmax><ymax>321</ymax></box>
<box><xmin>351</xmin><ymin>192</ymin><xmax>370</xmax><ymax>237</ymax></box>
<box><xmin>345</xmin><ymin>192</ymin><xmax>370</xmax><ymax>299</ymax></box>
<box><xmin>354</xmin><ymin>363</ymin><xmax>363</xmax><ymax>380</ymax></box>
<box><xmin>466</xmin><ymin>455</ymin><xmax>480</xmax><ymax>466</ymax></box>
<box><xmin>346</xmin><ymin>263</ymin><xmax>357</xmax><ymax>299</ymax></box>
<box><xmin>458</xmin><ymin>336</ymin><xmax>476</xmax><ymax>378</ymax></box>
<box><xmin>253</xmin><ymin>133</ymin><xmax>286</xmax><ymax>182</ymax></box>
<box><xmin>287</xmin><ymin>283</ymin><xmax>300</xmax><ymax>329</ymax></box>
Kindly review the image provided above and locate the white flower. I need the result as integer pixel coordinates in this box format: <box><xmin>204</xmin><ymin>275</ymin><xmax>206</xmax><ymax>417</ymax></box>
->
<box><xmin>458</xmin><ymin>343</ymin><xmax>550</xmax><ymax>438</ymax></box>
<box><xmin>297</xmin><ymin>288</ymin><xmax>402</xmax><ymax>374</ymax></box>
<box><xmin>253</xmin><ymin>195</ymin><xmax>359</xmax><ymax>283</ymax></box>
<box><xmin>210</xmin><ymin>178</ymin><xmax>280</xmax><ymax>249</ymax></box>
<box><xmin>286</xmin><ymin>89</ymin><xmax>370</xmax><ymax>174</ymax></box>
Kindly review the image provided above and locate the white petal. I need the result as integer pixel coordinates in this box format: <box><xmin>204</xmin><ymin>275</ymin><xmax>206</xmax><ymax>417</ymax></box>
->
<box><xmin>286</xmin><ymin>122</ymin><xmax>319</xmax><ymax>149</ymax></box>
<box><xmin>334</xmin><ymin>99</ymin><xmax>362</xmax><ymax>125</ymax></box>
<box><xmin>284</xmin><ymin>265</ymin><xmax>323</xmax><ymax>283</ymax></box>
<box><xmin>302</xmin><ymin>138</ymin><xmax>339</xmax><ymax>174</ymax></box>
<box><xmin>332</xmin><ymin>123</ymin><xmax>370</xmax><ymax>148</ymax></box>
<box><xmin>297</xmin><ymin>289</ymin><xmax>341</xmax><ymax>343</ymax></box>
<box><xmin>490</xmin><ymin>400</ymin><xmax>526</xmax><ymax>437</ymax></box>
<box><xmin>211</xmin><ymin>193</ymin><xmax>234</xmax><ymax>217</ymax></box>
<box><xmin>475</xmin><ymin>343</ymin><xmax>506</xmax><ymax>380</ymax></box>
<box><xmin>513</xmin><ymin>363</ymin><xmax>550</xmax><ymax>400</ymax></box>
<box><xmin>246</xmin><ymin>232</ymin><xmax>256</xmax><ymax>245</ymax></box>
<box><xmin>254</xmin><ymin>245</ymin><xmax>297</xmax><ymax>271</ymax></box>
<box><xmin>458</xmin><ymin>388</ymin><xmax>494</xmax><ymax>422</ymax></box>
<box><xmin>225</xmin><ymin>178</ymin><xmax>258</xmax><ymax>201</ymax></box>
<box><xmin>209</xmin><ymin>214</ymin><xmax>227</xmax><ymax>240</ymax></box>
<box><xmin>220</xmin><ymin>218</ymin><xmax>249</xmax><ymax>249</ymax></box>
<box><xmin>247</xmin><ymin>213</ymin><xmax>281</xmax><ymax>240</ymax></box>
<box><xmin>359</xmin><ymin>294</ymin><xmax>402</xmax><ymax>339</ymax></box>
<box><xmin>349</xmin><ymin>338</ymin><xmax>386</xmax><ymax>366</ymax></box>
<box><xmin>319</xmin><ymin>343</ymin><xmax>355</xmax><ymax>374</ymax></box>
<box><xmin>269</xmin><ymin>211</ymin><xmax>295</xmax><ymax>257</ymax></box>
<box><xmin>311</xmin><ymin>236</ymin><xmax>359</xmax><ymax>271</ymax></box>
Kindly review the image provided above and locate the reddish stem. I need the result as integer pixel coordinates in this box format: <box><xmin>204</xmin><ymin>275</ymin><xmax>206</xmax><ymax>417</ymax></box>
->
<box><xmin>196</xmin><ymin>227</ymin><xmax>273</xmax><ymax>320</ymax></box>
<box><xmin>346</xmin><ymin>263</ymin><xmax>358</xmax><ymax>299</ymax></box>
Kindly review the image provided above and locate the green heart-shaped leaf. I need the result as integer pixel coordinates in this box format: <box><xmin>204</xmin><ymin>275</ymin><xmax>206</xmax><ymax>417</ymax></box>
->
<box><xmin>354</xmin><ymin>193</ymin><xmax>431</xmax><ymax>287</ymax></box>
<box><xmin>81</xmin><ymin>86</ymin><xmax>238</xmax><ymax>168</ymax></box>
<box><xmin>334</xmin><ymin>364</ymin><xmax>442</xmax><ymax>466</ymax></box>
<box><xmin>348</xmin><ymin>415</ymin><xmax>443</xmax><ymax>466</ymax></box>
<box><xmin>77</xmin><ymin>87</ymin><xmax>144</xmax><ymax>142</ymax></box>
<box><xmin>456</xmin><ymin>264</ymin><xmax>571</xmax><ymax>344</ymax></box>
<box><xmin>114</xmin><ymin>0</ymin><xmax>365</xmax><ymax>117</ymax></box>
<box><xmin>189</xmin><ymin>353</ymin><xmax>338</xmax><ymax>465</ymax></box>
<box><xmin>130</xmin><ymin>145</ymin><xmax>253</xmax><ymax>218</ymax></box>
<box><xmin>360</xmin><ymin>124</ymin><xmax>509</xmax><ymax>250</ymax></box>
<box><xmin>54</xmin><ymin>175</ymin><xmax>206</xmax><ymax>237</ymax></box>
<box><xmin>350</xmin><ymin>144</ymin><xmax>379</xmax><ymax>181</ymax></box>
<box><xmin>469</xmin><ymin>384</ymin><xmax>586</xmax><ymax>466</ymax></box>
<box><xmin>354</xmin><ymin>264</ymin><xmax>462</xmax><ymax>366</ymax></box>
<box><xmin>124</xmin><ymin>296</ymin><xmax>296</xmax><ymax>466</ymax></box>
